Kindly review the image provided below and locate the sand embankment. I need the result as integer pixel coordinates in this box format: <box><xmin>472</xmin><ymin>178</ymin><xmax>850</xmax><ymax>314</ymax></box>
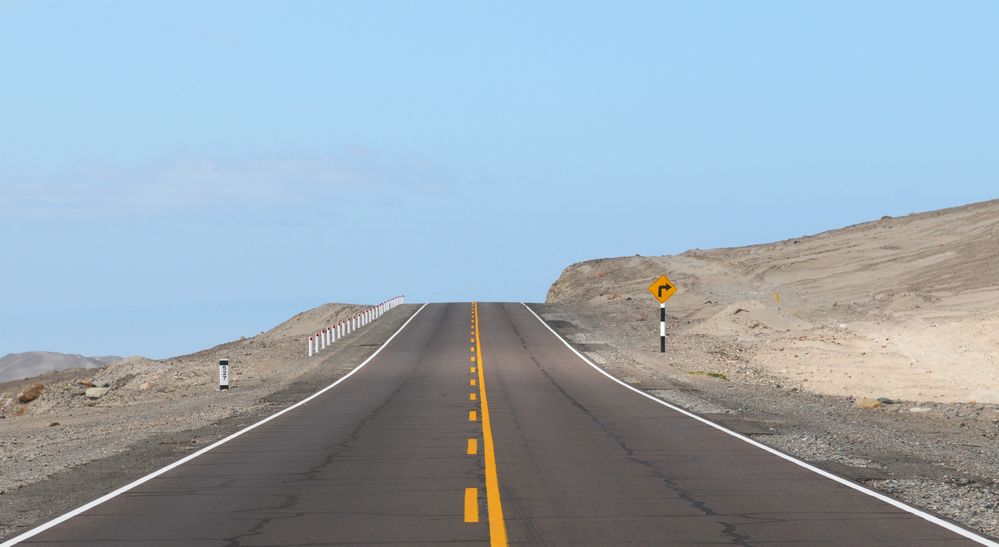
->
<box><xmin>547</xmin><ymin>199</ymin><xmax>999</xmax><ymax>404</ymax></box>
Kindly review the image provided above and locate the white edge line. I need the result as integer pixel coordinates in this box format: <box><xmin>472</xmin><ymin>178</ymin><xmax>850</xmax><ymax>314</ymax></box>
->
<box><xmin>1</xmin><ymin>303</ymin><xmax>428</xmax><ymax>547</ymax></box>
<box><xmin>520</xmin><ymin>302</ymin><xmax>998</xmax><ymax>547</ymax></box>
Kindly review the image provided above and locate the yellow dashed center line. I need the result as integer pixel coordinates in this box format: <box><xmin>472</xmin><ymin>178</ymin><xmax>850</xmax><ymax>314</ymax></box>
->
<box><xmin>467</xmin><ymin>438</ymin><xmax>478</xmax><ymax>455</ymax></box>
<box><xmin>474</xmin><ymin>302</ymin><xmax>508</xmax><ymax>546</ymax></box>
<box><xmin>464</xmin><ymin>488</ymin><xmax>479</xmax><ymax>523</ymax></box>
<box><xmin>470</xmin><ymin>378</ymin><xmax>476</xmax><ymax>386</ymax></box>
<box><xmin>470</xmin><ymin>392</ymin><xmax>477</xmax><ymax>401</ymax></box>
<box><xmin>471</xmin><ymin>366</ymin><xmax>476</xmax><ymax>373</ymax></box>
<box><xmin>469</xmin><ymin>410</ymin><xmax>477</xmax><ymax>422</ymax></box>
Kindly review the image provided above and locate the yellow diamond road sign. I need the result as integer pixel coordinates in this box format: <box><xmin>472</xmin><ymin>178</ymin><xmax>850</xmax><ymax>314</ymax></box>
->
<box><xmin>648</xmin><ymin>275</ymin><xmax>678</xmax><ymax>303</ymax></box>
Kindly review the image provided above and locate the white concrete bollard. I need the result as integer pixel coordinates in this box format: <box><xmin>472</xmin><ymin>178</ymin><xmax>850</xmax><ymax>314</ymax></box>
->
<box><xmin>219</xmin><ymin>359</ymin><xmax>230</xmax><ymax>390</ymax></box>
<box><xmin>308</xmin><ymin>336</ymin><xmax>314</xmax><ymax>357</ymax></box>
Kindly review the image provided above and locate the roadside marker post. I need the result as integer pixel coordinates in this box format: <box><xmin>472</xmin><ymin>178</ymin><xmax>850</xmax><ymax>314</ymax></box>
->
<box><xmin>219</xmin><ymin>359</ymin><xmax>230</xmax><ymax>390</ymax></box>
<box><xmin>648</xmin><ymin>275</ymin><xmax>678</xmax><ymax>353</ymax></box>
<box><xmin>308</xmin><ymin>336</ymin><xmax>314</xmax><ymax>357</ymax></box>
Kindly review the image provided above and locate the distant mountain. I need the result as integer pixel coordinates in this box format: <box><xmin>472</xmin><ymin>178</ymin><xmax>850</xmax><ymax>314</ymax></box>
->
<box><xmin>0</xmin><ymin>352</ymin><xmax>122</xmax><ymax>383</ymax></box>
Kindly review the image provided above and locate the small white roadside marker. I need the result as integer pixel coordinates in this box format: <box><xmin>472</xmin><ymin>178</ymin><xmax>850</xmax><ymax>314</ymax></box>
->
<box><xmin>218</xmin><ymin>359</ymin><xmax>230</xmax><ymax>390</ymax></box>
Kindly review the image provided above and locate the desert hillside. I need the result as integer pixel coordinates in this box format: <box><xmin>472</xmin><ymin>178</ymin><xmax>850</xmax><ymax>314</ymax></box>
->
<box><xmin>547</xmin><ymin>199</ymin><xmax>999</xmax><ymax>403</ymax></box>
<box><xmin>0</xmin><ymin>302</ymin><xmax>369</xmax><ymax>418</ymax></box>
<box><xmin>0</xmin><ymin>353</ymin><xmax>121</xmax><ymax>383</ymax></box>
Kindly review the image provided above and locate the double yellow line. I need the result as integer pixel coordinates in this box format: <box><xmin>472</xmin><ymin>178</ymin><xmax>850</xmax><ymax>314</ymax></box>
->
<box><xmin>467</xmin><ymin>302</ymin><xmax>508</xmax><ymax>546</ymax></box>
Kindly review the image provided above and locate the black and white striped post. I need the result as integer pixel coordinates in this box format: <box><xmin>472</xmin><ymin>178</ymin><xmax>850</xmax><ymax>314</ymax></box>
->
<box><xmin>219</xmin><ymin>359</ymin><xmax>230</xmax><ymax>390</ymax></box>
<box><xmin>659</xmin><ymin>302</ymin><xmax>666</xmax><ymax>353</ymax></box>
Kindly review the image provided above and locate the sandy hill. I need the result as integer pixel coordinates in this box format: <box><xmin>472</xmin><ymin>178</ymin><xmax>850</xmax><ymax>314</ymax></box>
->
<box><xmin>547</xmin><ymin>199</ymin><xmax>999</xmax><ymax>403</ymax></box>
<box><xmin>0</xmin><ymin>352</ymin><xmax>121</xmax><ymax>383</ymax></box>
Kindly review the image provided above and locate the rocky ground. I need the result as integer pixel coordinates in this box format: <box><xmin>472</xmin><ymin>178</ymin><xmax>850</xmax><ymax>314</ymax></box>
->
<box><xmin>0</xmin><ymin>303</ymin><xmax>419</xmax><ymax>541</ymax></box>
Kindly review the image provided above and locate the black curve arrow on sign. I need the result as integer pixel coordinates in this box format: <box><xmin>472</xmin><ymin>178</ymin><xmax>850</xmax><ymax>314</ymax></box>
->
<box><xmin>658</xmin><ymin>284</ymin><xmax>673</xmax><ymax>297</ymax></box>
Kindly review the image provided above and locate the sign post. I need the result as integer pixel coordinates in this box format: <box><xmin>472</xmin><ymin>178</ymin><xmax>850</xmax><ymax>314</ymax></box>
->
<box><xmin>660</xmin><ymin>302</ymin><xmax>666</xmax><ymax>352</ymax></box>
<box><xmin>647</xmin><ymin>275</ymin><xmax>678</xmax><ymax>353</ymax></box>
<box><xmin>219</xmin><ymin>359</ymin><xmax>230</xmax><ymax>390</ymax></box>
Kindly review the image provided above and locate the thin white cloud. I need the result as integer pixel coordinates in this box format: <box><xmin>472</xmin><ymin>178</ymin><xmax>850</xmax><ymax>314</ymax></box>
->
<box><xmin>2</xmin><ymin>150</ymin><xmax>459</xmax><ymax>217</ymax></box>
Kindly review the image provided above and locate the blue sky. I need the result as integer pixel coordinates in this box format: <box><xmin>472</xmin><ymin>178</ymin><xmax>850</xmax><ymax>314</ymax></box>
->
<box><xmin>2</xmin><ymin>1</ymin><xmax>997</xmax><ymax>359</ymax></box>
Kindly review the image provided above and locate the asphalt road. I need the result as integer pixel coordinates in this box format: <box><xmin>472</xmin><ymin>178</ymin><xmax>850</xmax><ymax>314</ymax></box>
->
<box><xmin>9</xmin><ymin>303</ymin><xmax>989</xmax><ymax>546</ymax></box>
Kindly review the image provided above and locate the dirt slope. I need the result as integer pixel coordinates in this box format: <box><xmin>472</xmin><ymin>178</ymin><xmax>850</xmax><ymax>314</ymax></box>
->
<box><xmin>547</xmin><ymin>199</ymin><xmax>999</xmax><ymax>403</ymax></box>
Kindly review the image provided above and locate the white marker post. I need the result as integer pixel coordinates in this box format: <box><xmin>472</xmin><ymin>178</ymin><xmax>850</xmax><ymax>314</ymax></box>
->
<box><xmin>308</xmin><ymin>336</ymin><xmax>314</xmax><ymax>357</ymax></box>
<box><xmin>219</xmin><ymin>359</ymin><xmax>230</xmax><ymax>390</ymax></box>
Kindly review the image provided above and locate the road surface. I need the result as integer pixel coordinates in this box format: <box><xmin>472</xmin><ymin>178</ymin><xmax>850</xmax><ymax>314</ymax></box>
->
<box><xmin>7</xmin><ymin>303</ymin><xmax>989</xmax><ymax>545</ymax></box>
